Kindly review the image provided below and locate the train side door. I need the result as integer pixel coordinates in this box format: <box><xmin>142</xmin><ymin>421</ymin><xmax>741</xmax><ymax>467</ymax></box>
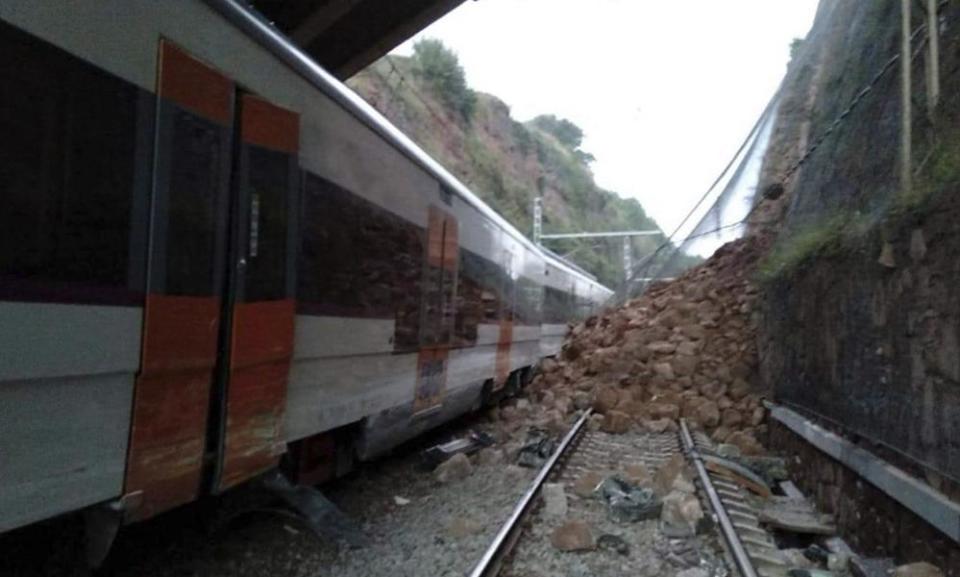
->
<box><xmin>124</xmin><ymin>40</ymin><xmax>234</xmax><ymax>521</ymax></box>
<box><xmin>125</xmin><ymin>41</ymin><xmax>299</xmax><ymax>520</ymax></box>
<box><xmin>213</xmin><ymin>93</ymin><xmax>299</xmax><ymax>492</ymax></box>
<box><xmin>413</xmin><ymin>206</ymin><xmax>458</xmax><ymax>415</ymax></box>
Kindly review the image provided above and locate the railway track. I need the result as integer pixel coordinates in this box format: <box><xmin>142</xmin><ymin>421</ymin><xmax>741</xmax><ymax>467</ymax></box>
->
<box><xmin>468</xmin><ymin>411</ymin><xmax>790</xmax><ymax>577</ymax></box>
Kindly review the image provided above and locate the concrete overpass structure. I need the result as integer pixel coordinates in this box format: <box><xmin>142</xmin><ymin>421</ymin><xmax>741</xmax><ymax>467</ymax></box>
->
<box><xmin>252</xmin><ymin>0</ymin><xmax>468</xmax><ymax>78</ymax></box>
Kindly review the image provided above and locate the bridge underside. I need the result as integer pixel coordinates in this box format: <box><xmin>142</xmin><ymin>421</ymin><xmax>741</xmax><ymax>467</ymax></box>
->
<box><xmin>253</xmin><ymin>0</ymin><xmax>466</xmax><ymax>79</ymax></box>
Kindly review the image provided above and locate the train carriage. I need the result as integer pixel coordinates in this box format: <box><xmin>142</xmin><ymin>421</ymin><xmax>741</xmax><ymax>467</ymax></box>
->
<box><xmin>0</xmin><ymin>0</ymin><xmax>611</xmax><ymax>542</ymax></box>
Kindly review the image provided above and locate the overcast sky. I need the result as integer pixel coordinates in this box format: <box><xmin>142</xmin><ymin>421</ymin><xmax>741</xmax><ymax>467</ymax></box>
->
<box><xmin>394</xmin><ymin>0</ymin><xmax>819</xmax><ymax>236</ymax></box>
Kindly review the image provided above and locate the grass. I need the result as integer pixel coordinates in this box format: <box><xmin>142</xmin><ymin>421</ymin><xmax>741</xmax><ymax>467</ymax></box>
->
<box><xmin>890</xmin><ymin>125</ymin><xmax>960</xmax><ymax>220</ymax></box>
<box><xmin>757</xmin><ymin>211</ymin><xmax>873</xmax><ymax>283</ymax></box>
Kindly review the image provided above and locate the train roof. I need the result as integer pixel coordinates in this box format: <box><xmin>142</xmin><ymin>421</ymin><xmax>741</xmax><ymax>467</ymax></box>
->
<box><xmin>541</xmin><ymin>249</ymin><xmax>613</xmax><ymax>299</ymax></box>
<box><xmin>206</xmin><ymin>0</ymin><xmax>611</xmax><ymax>295</ymax></box>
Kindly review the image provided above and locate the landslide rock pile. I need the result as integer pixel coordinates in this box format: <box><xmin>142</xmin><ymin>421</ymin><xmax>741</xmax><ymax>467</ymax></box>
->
<box><xmin>527</xmin><ymin>235</ymin><xmax>771</xmax><ymax>455</ymax></box>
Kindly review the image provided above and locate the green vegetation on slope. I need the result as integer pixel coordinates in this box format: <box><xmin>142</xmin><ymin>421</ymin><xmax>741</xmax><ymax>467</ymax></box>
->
<box><xmin>349</xmin><ymin>40</ymin><xmax>699</xmax><ymax>286</ymax></box>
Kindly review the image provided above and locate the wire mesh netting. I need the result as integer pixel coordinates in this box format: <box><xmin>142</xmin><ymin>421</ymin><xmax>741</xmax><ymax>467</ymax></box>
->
<box><xmin>616</xmin><ymin>93</ymin><xmax>780</xmax><ymax>302</ymax></box>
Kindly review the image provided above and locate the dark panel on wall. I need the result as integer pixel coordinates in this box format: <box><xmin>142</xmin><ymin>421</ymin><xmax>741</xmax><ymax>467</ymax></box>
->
<box><xmin>0</xmin><ymin>20</ymin><xmax>147</xmax><ymax>305</ymax></box>
<box><xmin>297</xmin><ymin>173</ymin><xmax>423</xmax><ymax>348</ymax></box>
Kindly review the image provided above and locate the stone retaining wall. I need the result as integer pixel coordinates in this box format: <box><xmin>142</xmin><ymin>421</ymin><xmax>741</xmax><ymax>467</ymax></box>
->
<box><xmin>768</xmin><ymin>421</ymin><xmax>960</xmax><ymax>576</ymax></box>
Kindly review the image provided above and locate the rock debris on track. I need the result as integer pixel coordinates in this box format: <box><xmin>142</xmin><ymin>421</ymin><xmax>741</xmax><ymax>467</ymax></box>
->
<box><xmin>524</xmin><ymin>235</ymin><xmax>772</xmax><ymax>455</ymax></box>
<box><xmin>504</xmin><ymin>429</ymin><xmax>725</xmax><ymax>577</ymax></box>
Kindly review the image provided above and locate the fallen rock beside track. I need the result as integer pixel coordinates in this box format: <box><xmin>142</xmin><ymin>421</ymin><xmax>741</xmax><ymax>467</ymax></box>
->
<box><xmin>525</xmin><ymin>235</ymin><xmax>771</xmax><ymax>450</ymax></box>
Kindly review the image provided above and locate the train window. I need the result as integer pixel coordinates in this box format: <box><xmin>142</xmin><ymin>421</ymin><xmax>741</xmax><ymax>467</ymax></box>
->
<box><xmin>243</xmin><ymin>146</ymin><xmax>290</xmax><ymax>302</ymax></box>
<box><xmin>458</xmin><ymin>250</ymin><xmax>504</xmax><ymax>329</ymax></box>
<box><xmin>297</xmin><ymin>173</ymin><xmax>423</xmax><ymax>349</ymax></box>
<box><xmin>456</xmin><ymin>250</ymin><xmax>505</xmax><ymax>345</ymax></box>
<box><xmin>0</xmin><ymin>21</ymin><xmax>142</xmax><ymax>302</ymax></box>
<box><xmin>515</xmin><ymin>276</ymin><xmax>543</xmax><ymax>326</ymax></box>
<box><xmin>164</xmin><ymin>109</ymin><xmax>223</xmax><ymax>296</ymax></box>
<box><xmin>543</xmin><ymin>285</ymin><xmax>575</xmax><ymax>324</ymax></box>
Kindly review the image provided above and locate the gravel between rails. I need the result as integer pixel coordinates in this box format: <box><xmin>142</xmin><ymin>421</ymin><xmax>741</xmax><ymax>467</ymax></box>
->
<box><xmin>504</xmin><ymin>429</ymin><xmax>727</xmax><ymax>577</ymax></box>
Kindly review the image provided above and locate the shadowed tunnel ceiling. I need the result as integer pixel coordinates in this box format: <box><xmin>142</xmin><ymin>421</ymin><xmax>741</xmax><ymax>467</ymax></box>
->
<box><xmin>252</xmin><ymin>0</ymin><xmax>468</xmax><ymax>79</ymax></box>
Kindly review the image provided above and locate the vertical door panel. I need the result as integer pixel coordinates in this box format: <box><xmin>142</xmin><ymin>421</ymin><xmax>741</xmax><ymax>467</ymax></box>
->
<box><xmin>217</xmin><ymin>94</ymin><xmax>298</xmax><ymax>491</ymax></box>
<box><xmin>414</xmin><ymin>206</ymin><xmax>458</xmax><ymax>415</ymax></box>
<box><xmin>494</xmin><ymin>248</ymin><xmax>516</xmax><ymax>390</ymax></box>
<box><xmin>124</xmin><ymin>41</ymin><xmax>233</xmax><ymax>521</ymax></box>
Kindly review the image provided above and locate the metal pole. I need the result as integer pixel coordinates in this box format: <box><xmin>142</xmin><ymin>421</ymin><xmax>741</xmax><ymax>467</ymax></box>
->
<box><xmin>533</xmin><ymin>196</ymin><xmax>542</xmax><ymax>245</ymax></box>
<box><xmin>622</xmin><ymin>236</ymin><xmax>632</xmax><ymax>283</ymax></box>
<box><xmin>926</xmin><ymin>0</ymin><xmax>940</xmax><ymax>115</ymax></box>
<box><xmin>901</xmin><ymin>0</ymin><xmax>913</xmax><ymax>195</ymax></box>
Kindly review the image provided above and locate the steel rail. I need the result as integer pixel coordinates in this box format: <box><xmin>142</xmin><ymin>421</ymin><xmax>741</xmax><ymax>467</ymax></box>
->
<box><xmin>680</xmin><ymin>419</ymin><xmax>759</xmax><ymax>577</ymax></box>
<box><xmin>467</xmin><ymin>409</ymin><xmax>592</xmax><ymax>577</ymax></box>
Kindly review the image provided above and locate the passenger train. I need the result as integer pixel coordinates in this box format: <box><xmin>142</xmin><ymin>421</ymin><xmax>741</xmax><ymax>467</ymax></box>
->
<box><xmin>0</xmin><ymin>0</ymin><xmax>611</xmax><ymax>541</ymax></box>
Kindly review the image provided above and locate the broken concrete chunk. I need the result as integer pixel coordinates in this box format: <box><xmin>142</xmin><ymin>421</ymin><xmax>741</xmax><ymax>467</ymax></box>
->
<box><xmin>542</xmin><ymin>482</ymin><xmax>568</xmax><ymax>518</ymax></box>
<box><xmin>517</xmin><ymin>429</ymin><xmax>556</xmax><ymax>468</ymax></box>
<box><xmin>598</xmin><ymin>476</ymin><xmax>661</xmax><ymax>522</ymax></box>
<box><xmin>550</xmin><ymin>520</ymin><xmax>595</xmax><ymax>551</ymax></box>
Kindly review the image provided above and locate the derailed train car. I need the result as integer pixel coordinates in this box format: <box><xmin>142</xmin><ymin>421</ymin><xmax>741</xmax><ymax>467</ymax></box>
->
<box><xmin>0</xmin><ymin>0</ymin><xmax>611</xmax><ymax>540</ymax></box>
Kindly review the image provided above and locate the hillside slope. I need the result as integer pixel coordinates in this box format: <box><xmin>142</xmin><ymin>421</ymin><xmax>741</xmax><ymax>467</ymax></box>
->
<box><xmin>348</xmin><ymin>49</ymin><xmax>696</xmax><ymax>287</ymax></box>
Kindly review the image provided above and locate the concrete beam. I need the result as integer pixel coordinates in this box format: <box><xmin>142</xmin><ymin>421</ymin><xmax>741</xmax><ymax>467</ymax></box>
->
<box><xmin>767</xmin><ymin>403</ymin><xmax>960</xmax><ymax>543</ymax></box>
<box><xmin>290</xmin><ymin>0</ymin><xmax>364</xmax><ymax>46</ymax></box>
<box><xmin>332</xmin><ymin>0</ymin><xmax>465</xmax><ymax>78</ymax></box>
<box><xmin>540</xmin><ymin>230</ymin><xmax>662</xmax><ymax>239</ymax></box>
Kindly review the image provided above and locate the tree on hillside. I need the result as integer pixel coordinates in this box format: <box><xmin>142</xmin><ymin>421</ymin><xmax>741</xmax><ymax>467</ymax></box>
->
<box><xmin>412</xmin><ymin>38</ymin><xmax>477</xmax><ymax>121</ymax></box>
<box><xmin>531</xmin><ymin>114</ymin><xmax>595</xmax><ymax>165</ymax></box>
<box><xmin>531</xmin><ymin>114</ymin><xmax>583</xmax><ymax>148</ymax></box>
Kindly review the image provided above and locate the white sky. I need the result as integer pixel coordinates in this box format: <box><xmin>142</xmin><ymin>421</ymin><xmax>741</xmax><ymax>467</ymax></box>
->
<box><xmin>393</xmin><ymin>0</ymin><xmax>819</xmax><ymax>235</ymax></box>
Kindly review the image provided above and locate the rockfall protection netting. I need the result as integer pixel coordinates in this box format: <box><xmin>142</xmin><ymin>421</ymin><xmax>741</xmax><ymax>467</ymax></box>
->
<box><xmin>617</xmin><ymin>94</ymin><xmax>780</xmax><ymax>303</ymax></box>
